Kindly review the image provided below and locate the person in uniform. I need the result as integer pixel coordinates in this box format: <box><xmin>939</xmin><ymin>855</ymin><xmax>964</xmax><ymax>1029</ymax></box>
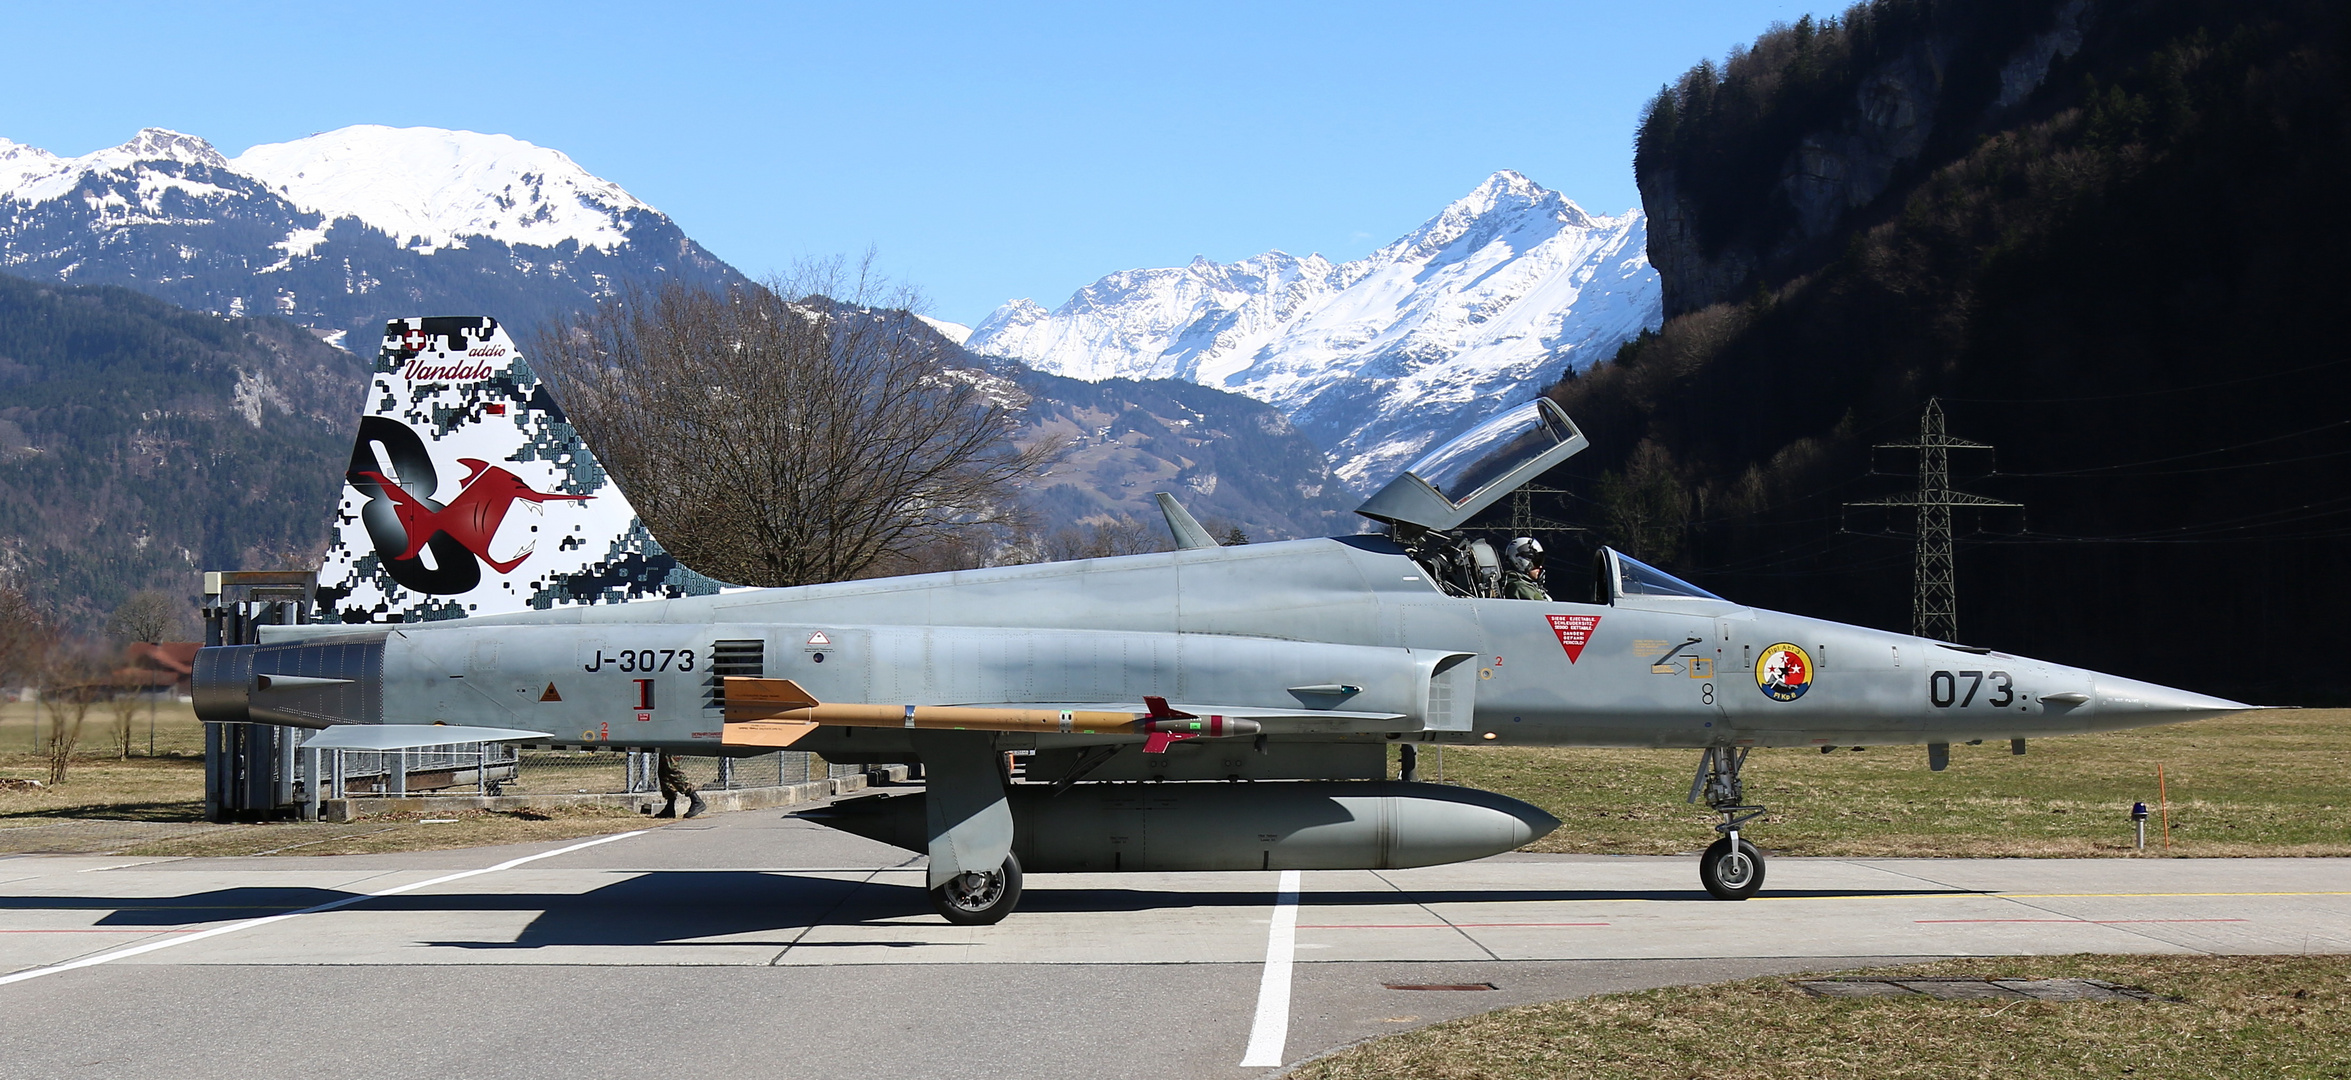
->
<box><xmin>656</xmin><ymin>750</ymin><xmax>707</xmax><ymax>818</ymax></box>
<box><xmin>1502</xmin><ymin>537</ymin><xmax>1548</xmax><ymax>600</ymax></box>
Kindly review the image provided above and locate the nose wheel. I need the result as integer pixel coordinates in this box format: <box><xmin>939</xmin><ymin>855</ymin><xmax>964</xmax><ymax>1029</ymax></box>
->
<box><xmin>1699</xmin><ymin>835</ymin><xmax>1765</xmax><ymax>899</ymax></box>
<box><xmin>1689</xmin><ymin>746</ymin><xmax>1767</xmax><ymax>900</ymax></box>
<box><xmin>930</xmin><ymin>853</ymin><xmax>1023</xmax><ymax>925</ymax></box>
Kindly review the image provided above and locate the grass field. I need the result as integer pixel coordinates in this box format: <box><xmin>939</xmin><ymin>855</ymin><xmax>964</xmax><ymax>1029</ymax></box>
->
<box><xmin>1432</xmin><ymin>708</ymin><xmax>2351</xmax><ymax>857</ymax></box>
<box><xmin>1</xmin><ymin>701</ymin><xmax>2343</xmax><ymax>858</ymax></box>
<box><xmin>1292</xmin><ymin>954</ymin><xmax>2351</xmax><ymax>1080</ymax></box>
<box><xmin>0</xmin><ymin>699</ymin><xmax>660</xmax><ymax>855</ymax></box>
<box><xmin>0</xmin><ymin>697</ymin><xmax>207</xmax><ymax>759</ymax></box>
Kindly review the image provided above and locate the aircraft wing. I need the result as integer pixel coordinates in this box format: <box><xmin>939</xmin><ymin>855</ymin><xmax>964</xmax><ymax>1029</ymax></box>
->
<box><xmin>718</xmin><ymin>678</ymin><xmax>1408</xmax><ymax>750</ymax></box>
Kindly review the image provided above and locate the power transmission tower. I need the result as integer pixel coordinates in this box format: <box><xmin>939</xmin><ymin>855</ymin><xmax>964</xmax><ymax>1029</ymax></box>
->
<box><xmin>1508</xmin><ymin>486</ymin><xmax>1588</xmax><ymax>540</ymax></box>
<box><xmin>1844</xmin><ymin>398</ymin><xmax>2019</xmax><ymax>642</ymax></box>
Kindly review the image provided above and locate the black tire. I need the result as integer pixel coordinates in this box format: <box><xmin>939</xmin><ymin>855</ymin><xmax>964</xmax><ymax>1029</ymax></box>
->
<box><xmin>1699</xmin><ymin>836</ymin><xmax>1765</xmax><ymax>900</ymax></box>
<box><xmin>930</xmin><ymin>852</ymin><xmax>1023</xmax><ymax>925</ymax></box>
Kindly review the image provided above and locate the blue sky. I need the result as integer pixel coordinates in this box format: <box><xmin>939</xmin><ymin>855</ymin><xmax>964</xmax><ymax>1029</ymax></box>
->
<box><xmin>3</xmin><ymin>1</ymin><xmax>1839</xmax><ymax>325</ymax></box>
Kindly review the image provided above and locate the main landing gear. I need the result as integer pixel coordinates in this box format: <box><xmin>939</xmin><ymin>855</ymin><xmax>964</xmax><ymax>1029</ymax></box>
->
<box><xmin>1689</xmin><ymin>746</ymin><xmax>1766</xmax><ymax>900</ymax></box>
<box><xmin>930</xmin><ymin>853</ymin><xmax>1023</xmax><ymax>925</ymax></box>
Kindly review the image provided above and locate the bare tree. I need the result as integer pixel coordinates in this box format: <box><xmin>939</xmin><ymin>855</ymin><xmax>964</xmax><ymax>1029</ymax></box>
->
<box><xmin>537</xmin><ymin>262</ymin><xmax>1058</xmax><ymax>587</ymax></box>
<box><xmin>106</xmin><ymin>589</ymin><xmax>186</xmax><ymax>644</ymax></box>
<box><xmin>0</xmin><ymin>587</ymin><xmax>40</xmax><ymax>691</ymax></box>
<box><xmin>1044</xmin><ymin>517</ymin><xmax>1170</xmax><ymax>562</ymax></box>
<box><xmin>108</xmin><ymin>682</ymin><xmax>141</xmax><ymax>760</ymax></box>
<box><xmin>38</xmin><ymin>645</ymin><xmax>101</xmax><ymax>785</ymax></box>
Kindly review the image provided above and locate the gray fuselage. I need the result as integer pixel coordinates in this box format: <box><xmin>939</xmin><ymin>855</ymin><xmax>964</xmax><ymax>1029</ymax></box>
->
<box><xmin>255</xmin><ymin>534</ymin><xmax>2240</xmax><ymax>760</ymax></box>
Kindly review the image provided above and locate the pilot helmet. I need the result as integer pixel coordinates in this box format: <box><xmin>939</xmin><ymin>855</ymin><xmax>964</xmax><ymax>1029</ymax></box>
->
<box><xmin>1507</xmin><ymin>536</ymin><xmax>1544</xmax><ymax>572</ymax></box>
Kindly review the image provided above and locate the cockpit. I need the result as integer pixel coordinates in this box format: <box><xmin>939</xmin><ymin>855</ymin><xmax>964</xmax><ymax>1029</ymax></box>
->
<box><xmin>1591</xmin><ymin>546</ymin><xmax>1725</xmax><ymax>604</ymax></box>
<box><xmin>1355</xmin><ymin>399</ymin><xmax>1730</xmax><ymax>605</ymax></box>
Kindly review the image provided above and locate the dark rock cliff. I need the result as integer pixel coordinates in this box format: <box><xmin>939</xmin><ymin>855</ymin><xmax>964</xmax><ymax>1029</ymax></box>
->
<box><xmin>1640</xmin><ymin>0</ymin><xmax>2094</xmax><ymax>317</ymax></box>
<box><xmin>1533</xmin><ymin>0</ymin><xmax>2351</xmax><ymax>703</ymax></box>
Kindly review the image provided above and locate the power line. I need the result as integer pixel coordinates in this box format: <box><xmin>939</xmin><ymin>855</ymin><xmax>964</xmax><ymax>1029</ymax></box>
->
<box><xmin>1842</xmin><ymin>398</ymin><xmax>2020</xmax><ymax>642</ymax></box>
<box><xmin>1994</xmin><ymin>419</ymin><xmax>2351</xmax><ymax>478</ymax></box>
<box><xmin>1506</xmin><ymin>485</ymin><xmax>1587</xmax><ymax>539</ymax></box>
<box><xmin>1938</xmin><ymin>356</ymin><xmax>2351</xmax><ymax>405</ymax></box>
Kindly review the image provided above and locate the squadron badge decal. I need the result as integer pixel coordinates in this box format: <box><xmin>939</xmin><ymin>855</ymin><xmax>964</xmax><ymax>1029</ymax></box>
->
<box><xmin>1755</xmin><ymin>642</ymin><xmax>1813</xmax><ymax>702</ymax></box>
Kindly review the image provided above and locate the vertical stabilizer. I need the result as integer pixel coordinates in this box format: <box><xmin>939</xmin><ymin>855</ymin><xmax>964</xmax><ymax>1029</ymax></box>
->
<box><xmin>318</xmin><ymin>316</ymin><xmax>723</xmax><ymax>623</ymax></box>
<box><xmin>1153</xmin><ymin>492</ymin><xmax>1219</xmax><ymax>550</ymax></box>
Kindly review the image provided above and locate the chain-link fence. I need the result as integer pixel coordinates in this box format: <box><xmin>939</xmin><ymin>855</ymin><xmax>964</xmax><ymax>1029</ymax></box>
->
<box><xmin>316</xmin><ymin>743</ymin><xmax>869</xmax><ymax>799</ymax></box>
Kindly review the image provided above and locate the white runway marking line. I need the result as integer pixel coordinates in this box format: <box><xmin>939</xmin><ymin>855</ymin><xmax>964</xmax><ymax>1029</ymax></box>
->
<box><xmin>0</xmin><ymin>830</ymin><xmax>647</xmax><ymax>987</ymax></box>
<box><xmin>1240</xmin><ymin>869</ymin><xmax>1302</xmax><ymax>1068</ymax></box>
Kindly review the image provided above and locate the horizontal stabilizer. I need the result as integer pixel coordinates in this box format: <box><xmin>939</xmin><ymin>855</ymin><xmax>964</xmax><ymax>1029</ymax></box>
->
<box><xmin>295</xmin><ymin>725</ymin><xmax>553</xmax><ymax>751</ymax></box>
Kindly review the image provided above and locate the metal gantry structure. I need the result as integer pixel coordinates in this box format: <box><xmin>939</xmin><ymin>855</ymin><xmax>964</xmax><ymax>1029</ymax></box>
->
<box><xmin>1844</xmin><ymin>398</ymin><xmax>2020</xmax><ymax>642</ymax></box>
<box><xmin>1506</xmin><ymin>485</ymin><xmax>1589</xmax><ymax>541</ymax></box>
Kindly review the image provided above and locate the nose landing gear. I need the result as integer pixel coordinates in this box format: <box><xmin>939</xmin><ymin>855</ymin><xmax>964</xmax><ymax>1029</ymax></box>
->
<box><xmin>1689</xmin><ymin>746</ymin><xmax>1766</xmax><ymax>900</ymax></box>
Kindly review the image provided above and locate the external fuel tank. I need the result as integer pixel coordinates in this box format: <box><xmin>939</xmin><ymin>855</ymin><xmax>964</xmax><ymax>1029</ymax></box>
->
<box><xmin>803</xmin><ymin>780</ymin><xmax>1560</xmax><ymax>873</ymax></box>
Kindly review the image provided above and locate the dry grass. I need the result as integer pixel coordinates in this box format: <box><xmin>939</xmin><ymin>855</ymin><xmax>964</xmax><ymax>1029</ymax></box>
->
<box><xmin>0</xmin><ymin>753</ymin><xmax>208</xmax><ymax>822</ymax></box>
<box><xmin>1434</xmin><ymin>708</ymin><xmax>2351</xmax><ymax>857</ymax></box>
<box><xmin>0</xmin><ymin>698</ymin><xmax>208</xmax><ymax>760</ymax></box>
<box><xmin>0</xmin><ymin>699</ymin><xmax>659</xmax><ymax>855</ymax></box>
<box><xmin>3</xmin><ymin>702</ymin><xmax>2342</xmax><ymax>860</ymax></box>
<box><xmin>1293</xmin><ymin>955</ymin><xmax>2351</xmax><ymax>1080</ymax></box>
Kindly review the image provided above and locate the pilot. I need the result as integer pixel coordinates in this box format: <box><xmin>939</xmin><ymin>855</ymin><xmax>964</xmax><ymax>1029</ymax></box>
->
<box><xmin>656</xmin><ymin>750</ymin><xmax>708</xmax><ymax>819</ymax></box>
<box><xmin>1502</xmin><ymin>537</ymin><xmax>1548</xmax><ymax>600</ymax></box>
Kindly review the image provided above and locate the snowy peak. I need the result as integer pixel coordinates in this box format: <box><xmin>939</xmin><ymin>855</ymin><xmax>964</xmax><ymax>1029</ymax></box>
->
<box><xmin>1382</xmin><ymin>169</ymin><xmax>1594</xmax><ymax>266</ymax></box>
<box><xmin>111</xmin><ymin>128</ymin><xmax>230</xmax><ymax>169</ymax></box>
<box><xmin>0</xmin><ymin>124</ymin><xmax>656</xmax><ymax>254</ymax></box>
<box><xmin>233</xmin><ymin>125</ymin><xmax>652</xmax><ymax>252</ymax></box>
<box><xmin>2</xmin><ymin>128</ymin><xmax>242</xmax><ymax>204</ymax></box>
<box><xmin>0</xmin><ymin>138</ymin><xmax>60</xmax><ymax>192</ymax></box>
<box><xmin>0</xmin><ymin>123</ymin><xmax>740</xmax><ymax>349</ymax></box>
<box><xmin>968</xmin><ymin>170</ymin><xmax>1662</xmax><ymax>491</ymax></box>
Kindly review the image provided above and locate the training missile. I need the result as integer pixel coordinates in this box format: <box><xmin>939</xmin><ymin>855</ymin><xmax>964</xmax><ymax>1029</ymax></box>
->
<box><xmin>720</xmin><ymin>677</ymin><xmax>1258</xmax><ymax>751</ymax></box>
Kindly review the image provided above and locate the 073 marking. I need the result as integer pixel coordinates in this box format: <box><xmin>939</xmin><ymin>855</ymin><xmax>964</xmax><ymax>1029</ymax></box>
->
<box><xmin>1930</xmin><ymin>669</ymin><xmax>2012</xmax><ymax>708</ymax></box>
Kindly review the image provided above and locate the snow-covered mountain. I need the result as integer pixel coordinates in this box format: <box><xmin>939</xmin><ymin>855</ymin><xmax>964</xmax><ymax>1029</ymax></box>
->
<box><xmin>967</xmin><ymin>171</ymin><xmax>1661</xmax><ymax>491</ymax></box>
<box><xmin>0</xmin><ymin>125</ymin><xmax>737</xmax><ymax>344</ymax></box>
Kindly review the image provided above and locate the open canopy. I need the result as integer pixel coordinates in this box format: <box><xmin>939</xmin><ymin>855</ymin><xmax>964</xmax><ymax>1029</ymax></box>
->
<box><xmin>1355</xmin><ymin>399</ymin><xmax>1589</xmax><ymax>532</ymax></box>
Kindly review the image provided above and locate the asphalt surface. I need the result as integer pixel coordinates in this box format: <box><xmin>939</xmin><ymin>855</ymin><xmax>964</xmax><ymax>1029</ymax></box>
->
<box><xmin>2</xmin><ymin>803</ymin><xmax>2346</xmax><ymax>1079</ymax></box>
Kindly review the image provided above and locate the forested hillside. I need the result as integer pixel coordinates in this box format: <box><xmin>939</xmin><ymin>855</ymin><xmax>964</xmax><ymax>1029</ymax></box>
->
<box><xmin>0</xmin><ymin>275</ymin><xmax>1362</xmax><ymax>623</ymax></box>
<box><xmin>1515</xmin><ymin>0</ymin><xmax>2349</xmax><ymax>703</ymax></box>
<box><xmin>0</xmin><ymin>275</ymin><xmax>365</xmax><ymax>620</ymax></box>
<box><xmin>1007</xmin><ymin>365</ymin><xmax>1359</xmax><ymax>543</ymax></box>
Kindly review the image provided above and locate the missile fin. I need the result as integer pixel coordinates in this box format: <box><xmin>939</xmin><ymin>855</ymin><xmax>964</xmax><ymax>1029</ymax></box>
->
<box><xmin>1142</xmin><ymin>696</ymin><xmax>1196</xmax><ymax>720</ymax></box>
<box><xmin>722</xmin><ymin>676</ymin><xmax>821</xmax><ymax>721</ymax></box>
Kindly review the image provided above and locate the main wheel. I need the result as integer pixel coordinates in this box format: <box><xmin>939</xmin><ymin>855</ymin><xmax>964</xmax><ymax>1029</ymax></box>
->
<box><xmin>930</xmin><ymin>852</ymin><xmax>1023</xmax><ymax>925</ymax></box>
<box><xmin>1699</xmin><ymin>836</ymin><xmax>1765</xmax><ymax>900</ymax></box>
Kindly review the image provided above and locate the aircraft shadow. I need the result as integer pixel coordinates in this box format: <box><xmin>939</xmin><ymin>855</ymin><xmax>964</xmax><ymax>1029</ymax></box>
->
<box><xmin>0</xmin><ymin>875</ymin><xmax>1982</xmax><ymax>946</ymax></box>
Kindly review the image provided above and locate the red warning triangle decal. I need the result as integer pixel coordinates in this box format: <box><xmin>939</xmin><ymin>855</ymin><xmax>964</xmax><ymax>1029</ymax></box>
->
<box><xmin>1546</xmin><ymin>614</ymin><xmax>1601</xmax><ymax>663</ymax></box>
<box><xmin>540</xmin><ymin>683</ymin><xmax>563</xmax><ymax>702</ymax></box>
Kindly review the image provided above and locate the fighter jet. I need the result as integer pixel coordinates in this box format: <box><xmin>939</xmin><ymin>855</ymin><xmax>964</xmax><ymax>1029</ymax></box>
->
<box><xmin>193</xmin><ymin>317</ymin><xmax>2251</xmax><ymax>923</ymax></box>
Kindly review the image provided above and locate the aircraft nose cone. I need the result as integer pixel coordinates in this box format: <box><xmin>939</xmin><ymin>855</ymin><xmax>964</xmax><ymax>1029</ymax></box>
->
<box><xmin>2092</xmin><ymin>673</ymin><xmax>2253</xmax><ymax>723</ymax></box>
